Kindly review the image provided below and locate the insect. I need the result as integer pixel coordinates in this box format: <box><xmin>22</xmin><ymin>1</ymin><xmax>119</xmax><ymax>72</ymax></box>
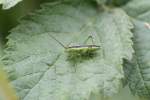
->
<box><xmin>48</xmin><ymin>33</ymin><xmax>100</xmax><ymax>62</ymax></box>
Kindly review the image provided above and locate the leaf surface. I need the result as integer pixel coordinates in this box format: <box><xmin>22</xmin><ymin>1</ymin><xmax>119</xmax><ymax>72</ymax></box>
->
<box><xmin>0</xmin><ymin>0</ymin><xmax>22</xmax><ymax>9</ymax></box>
<box><xmin>95</xmin><ymin>0</ymin><xmax>107</xmax><ymax>4</ymax></box>
<box><xmin>124</xmin><ymin>20</ymin><xmax>150</xmax><ymax>99</ymax></box>
<box><xmin>123</xmin><ymin>0</ymin><xmax>150</xmax><ymax>22</ymax></box>
<box><xmin>2</xmin><ymin>1</ymin><xmax>133</xmax><ymax>100</ymax></box>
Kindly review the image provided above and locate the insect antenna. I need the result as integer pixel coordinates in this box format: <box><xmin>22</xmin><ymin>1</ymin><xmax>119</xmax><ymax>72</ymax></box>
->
<box><xmin>47</xmin><ymin>33</ymin><xmax>66</xmax><ymax>49</ymax></box>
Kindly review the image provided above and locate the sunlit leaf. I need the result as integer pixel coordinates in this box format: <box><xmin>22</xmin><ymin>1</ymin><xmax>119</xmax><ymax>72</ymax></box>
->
<box><xmin>0</xmin><ymin>0</ymin><xmax>22</xmax><ymax>9</ymax></box>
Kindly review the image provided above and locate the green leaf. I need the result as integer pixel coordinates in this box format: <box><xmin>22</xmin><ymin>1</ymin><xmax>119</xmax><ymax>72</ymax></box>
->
<box><xmin>110</xmin><ymin>0</ymin><xmax>130</xmax><ymax>6</ymax></box>
<box><xmin>2</xmin><ymin>1</ymin><xmax>133</xmax><ymax>100</ymax></box>
<box><xmin>123</xmin><ymin>20</ymin><xmax>150</xmax><ymax>99</ymax></box>
<box><xmin>110</xmin><ymin>86</ymin><xmax>140</xmax><ymax>100</ymax></box>
<box><xmin>0</xmin><ymin>35</ymin><xmax>3</xmax><ymax>58</ymax></box>
<box><xmin>123</xmin><ymin>0</ymin><xmax>150</xmax><ymax>21</ymax></box>
<box><xmin>0</xmin><ymin>0</ymin><xmax>22</xmax><ymax>9</ymax></box>
<box><xmin>95</xmin><ymin>0</ymin><xmax>107</xmax><ymax>4</ymax></box>
<box><xmin>95</xmin><ymin>0</ymin><xmax>130</xmax><ymax>6</ymax></box>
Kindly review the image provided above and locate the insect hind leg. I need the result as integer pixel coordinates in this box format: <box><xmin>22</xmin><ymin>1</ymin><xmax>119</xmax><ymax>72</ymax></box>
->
<box><xmin>83</xmin><ymin>35</ymin><xmax>94</xmax><ymax>45</ymax></box>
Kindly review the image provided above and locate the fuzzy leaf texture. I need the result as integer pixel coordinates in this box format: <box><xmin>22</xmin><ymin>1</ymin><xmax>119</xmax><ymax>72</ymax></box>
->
<box><xmin>0</xmin><ymin>0</ymin><xmax>22</xmax><ymax>9</ymax></box>
<box><xmin>123</xmin><ymin>0</ymin><xmax>150</xmax><ymax>99</ymax></box>
<box><xmin>123</xmin><ymin>0</ymin><xmax>150</xmax><ymax>22</ymax></box>
<box><xmin>124</xmin><ymin>20</ymin><xmax>150</xmax><ymax>99</ymax></box>
<box><xmin>2</xmin><ymin>1</ymin><xmax>133</xmax><ymax>100</ymax></box>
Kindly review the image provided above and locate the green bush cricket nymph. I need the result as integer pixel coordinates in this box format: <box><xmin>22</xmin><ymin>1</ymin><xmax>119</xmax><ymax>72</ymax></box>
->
<box><xmin>48</xmin><ymin>33</ymin><xmax>100</xmax><ymax>62</ymax></box>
